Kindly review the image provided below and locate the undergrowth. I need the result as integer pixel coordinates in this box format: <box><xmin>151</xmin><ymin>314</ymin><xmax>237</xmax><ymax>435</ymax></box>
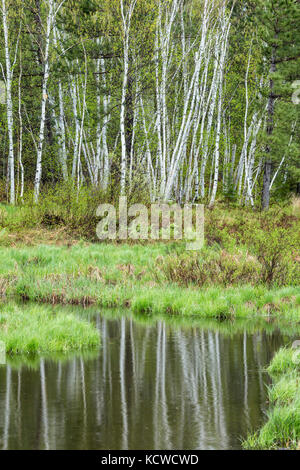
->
<box><xmin>243</xmin><ymin>346</ymin><xmax>300</xmax><ymax>450</ymax></box>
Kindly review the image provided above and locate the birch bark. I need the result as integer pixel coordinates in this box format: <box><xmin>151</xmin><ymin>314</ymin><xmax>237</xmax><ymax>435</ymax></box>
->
<box><xmin>120</xmin><ymin>0</ymin><xmax>137</xmax><ymax>195</ymax></box>
<box><xmin>2</xmin><ymin>0</ymin><xmax>15</xmax><ymax>204</ymax></box>
<box><xmin>34</xmin><ymin>0</ymin><xmax>55</xmax><ymax>203</ymax></box>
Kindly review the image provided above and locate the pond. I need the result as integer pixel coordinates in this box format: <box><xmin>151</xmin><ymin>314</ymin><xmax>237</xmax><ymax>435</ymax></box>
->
<box><xmin>0</xmin><ymin>310</ymin><xmax>295</xmax><ymax>450</ymax></box>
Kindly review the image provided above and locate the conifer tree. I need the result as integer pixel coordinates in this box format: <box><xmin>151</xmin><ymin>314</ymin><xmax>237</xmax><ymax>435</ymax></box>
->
<box><xmin>255</xmin><ymin>0</ymin><xmax>300</xmax><ymax>209</ymax></box>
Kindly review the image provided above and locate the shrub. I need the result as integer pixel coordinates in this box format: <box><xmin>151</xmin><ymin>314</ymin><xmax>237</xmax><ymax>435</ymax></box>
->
<box><xmin>1</xmin><ymin>183</ymin><xmax>110</xmax><ymax>240</ymax></box>
<box><xmin>158</xmin><ymin>225</ymin><xmax>300</xmax><ymax>288</ymax></box>
<box><xmin>157</xmin><ymin>249</ymin><xmax>261</xmax><ymax>287</ymax></box>
<box><xmin>248</xmin><ymin>227</ymin><xmax>300</xmax><ymax>286</ymax></box>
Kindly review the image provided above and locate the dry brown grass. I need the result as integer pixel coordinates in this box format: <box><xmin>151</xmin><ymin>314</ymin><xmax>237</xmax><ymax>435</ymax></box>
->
<box><xmin>0</xmin><ymin>227</ymin><xmax>81</xmax><ymax>247</ymax></box>
<box><xmin>0</xmin><ymin>278</ymin><xmax>9</xmax><ymax>298</ymax></box>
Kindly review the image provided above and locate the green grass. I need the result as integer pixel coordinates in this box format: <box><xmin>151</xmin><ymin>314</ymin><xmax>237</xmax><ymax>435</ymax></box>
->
<box><xmin>0</xmin><ymin>201</ymin><xmax>299</xmax><ymax>449</ymax></box>
<box><xmin>267</xmin><ymin>348</ymin><xmax>299</xmax><ymax>375</ymax></box>
<box><xmin>0</xmin><ymin>302</ymin><xmax>100</xmax><ymax>356</ymax></box>
<box><xmin>243</xmin><ymin>347</ymin><xmax>300</xmax><ymax>450</ymax></box>
<box><xmin>0</xmin><ymin>241</ymin><xmax>298</xmax><ymax>362</ymax></box>
<box><xmin>0</xmin><ymin>243</ymin><xmax>299</xmax><ymax>322</ymax></box>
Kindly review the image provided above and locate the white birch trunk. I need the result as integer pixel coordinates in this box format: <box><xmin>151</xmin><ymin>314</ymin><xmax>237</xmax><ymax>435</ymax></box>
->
<box><xmin>120</xmin><ymin>0</ymin><xmax>137</xmax><ymax>195</ymax></box>
<box><xmin>2</xmin><ymin>0</ymin><xmax>15</xmax><ymax>204</ymax></box>
<box><xmin>34</xmin><ymin>0</ymin><xmax>55</xmax><ymax>203</ymax></box>
<box><xmin>101</xmin><ymin>56</ymin><xmax>110</xmax><ymax>189</ymax></box>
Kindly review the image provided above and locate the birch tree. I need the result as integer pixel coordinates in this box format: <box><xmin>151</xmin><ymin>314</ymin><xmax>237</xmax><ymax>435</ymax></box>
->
<box><xmin>33</xmin><ymin>0</ymin><xmax>55</xmax><ymax>203</ymax></box>
<box><xmin>1</xmin><ymin>0</ymin><xmax>20</xmax><ymax>204</ymax></box>
<box><xmin>120</xmin><ymin>0</ymin><xmax>137</xmax><ymax>195</ymax></box>
<box><xmin>0</xmin><ymin>0</ymin><xmax>298</xmax><ymax>207</ymax></box>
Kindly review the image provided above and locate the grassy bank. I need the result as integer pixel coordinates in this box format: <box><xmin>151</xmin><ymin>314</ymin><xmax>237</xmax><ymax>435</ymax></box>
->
<box><xmin>5</xmin><ymin>304</ymin><xmax>300</xmax><ymax>370</ymax></box>
<box><xmin>0</xmin><ymin>243</ymin><xmax>299</xmax><ymax>321</ymax></box>
<box><xmin>0</xmin><ymin>303</ymin><xmax>100</xmax><ymax>356</ymax></box>
<box><xmin>83</xmin><ymin>304</ymin><xmax>300</xmax><ymax>337</ymax></box>
<box><xmin>0</xmin><ymin>200</ymin><xmax>299</xmax><ymax>423</ymax></box>
<box><xmin>243</xmin><ymin>347</ymin><xmax>300</xmax><ymax>450</ymax></box>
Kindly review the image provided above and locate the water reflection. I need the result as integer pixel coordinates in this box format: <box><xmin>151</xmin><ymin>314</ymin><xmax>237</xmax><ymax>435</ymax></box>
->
<box><xmin>0</xmin><ymin>314</ymin><xmax>291</xmax><ymax>450</ymax></box>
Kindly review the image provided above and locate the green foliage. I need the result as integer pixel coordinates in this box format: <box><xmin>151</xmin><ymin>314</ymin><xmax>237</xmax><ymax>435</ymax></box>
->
<box><xmin>222</xmin><ymin>179</ymin><xmax>238</xmax><ymax>206</ymax></box>
<box><xmin>267</xmin><ymin>348</ymin><xmax>299</xmax><ymax>376</ymax></box>
<box><xmin>0</xmin><ymin>180</ymin><xmax>153</xmax><ymax>239</ymax></box>
<box><xmin>243</xmin><ymin>346</ymin><xmax>300</xmax><ymax>450</ymax></box>
<box><xmin>193</xmin><ymin>205</ymin><xmax>300</xmax><ymax>287</ymax></box>
<box><xmin>37</xmin><ymin>182</ymin><xmax>106</xmax><ymax>239</ymax></box>
<box><xmin>0</xmin><ymin>183</ymin><xmax>110</xmax><ymax>239</ymax></box>
<box><xmin>249</xmin><ymin>227</ymin><xmax>299</xmax><ymax>286</ymax></box>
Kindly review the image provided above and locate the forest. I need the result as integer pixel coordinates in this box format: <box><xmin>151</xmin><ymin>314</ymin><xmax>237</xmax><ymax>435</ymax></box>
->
<box><xmin>0</xmin><ymin>0</ymin><xmax>299</xmax><ymax>208</ymax></box>
<box><xmin>0</xmin><ymin>0</ymin><xmax>299</xmax><ymax>453</ymax></box>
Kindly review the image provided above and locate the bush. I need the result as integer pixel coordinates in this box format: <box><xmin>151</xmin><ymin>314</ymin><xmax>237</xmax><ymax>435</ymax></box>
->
<box><xmin>1</xmin><ymin>183</ymin><xmax>111</xmax><ymax>240</ymax></box>
<box><xmin>157</xmin><ymin>249</ymin><xmax>261</xmax><ymax>287</ymax></box>
<box><xmin>158</xmin><ymin>221</ymin><xmax>300</xmax><ymax>288</ymax></box>
<box><xmin>247</xmin><ymin>226</ymin><xmax>300</xmax><ymax>286</ymax></box>
<box><xmin>36</xmin><ymin>182</ymin><xmax>106</xmax><ymax>239</ymax></box>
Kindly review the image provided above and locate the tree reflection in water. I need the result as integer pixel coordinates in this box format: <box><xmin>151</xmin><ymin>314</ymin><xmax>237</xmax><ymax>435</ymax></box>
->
<box><xmin>0</xmin><ymin>313</ymin><xmax>291</xmax><ymax>450</ymax></box>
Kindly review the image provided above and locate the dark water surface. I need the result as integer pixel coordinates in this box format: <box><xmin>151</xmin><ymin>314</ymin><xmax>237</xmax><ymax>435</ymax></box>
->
<box><xmin>0</xmin><ymin>312</ymin><xmax>294</xmax><ymax>450</ymax></box>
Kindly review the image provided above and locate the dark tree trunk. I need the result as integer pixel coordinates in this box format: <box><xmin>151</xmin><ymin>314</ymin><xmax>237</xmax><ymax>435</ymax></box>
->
<box><xmin>261</xmin><ymin>161</ymin><xmax>272</xmax><ymax>209</ymax></box>
<box><xmin>34</xmin><ymin>0</ymin><xmax>43</xmax><ymax>65</ymax></box>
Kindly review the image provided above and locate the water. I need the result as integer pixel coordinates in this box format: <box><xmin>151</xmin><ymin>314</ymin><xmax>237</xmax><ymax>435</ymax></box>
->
<box><xmin>0</xmin><ymin>311</ymin><xmax>293</xmax><ymax>450</ymax></box>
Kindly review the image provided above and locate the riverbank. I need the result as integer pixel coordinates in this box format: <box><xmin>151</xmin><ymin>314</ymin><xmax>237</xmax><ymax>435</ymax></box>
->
<box><xmin>0</xmin><ymin>203</ymin><xmax>299</xmax><ymax>449</ymax></box>
<box><xmin>0</xmin><ymin>200</ymin><xmax>300</xmax><ymax>323</ymax></box>
<box><xmin>0</xmin><ymin>236</ymin><xmax>299</xmax><ymax>362</ymax></box>
<box><xmin>0</xmin><ymin>243</ymin><xmax>299</xmax><ymax>322</ymax></box>
<box><xmin>243</xmin><ymin>347</ymin><xmax>300</xmax><ymax>450</ymax></box>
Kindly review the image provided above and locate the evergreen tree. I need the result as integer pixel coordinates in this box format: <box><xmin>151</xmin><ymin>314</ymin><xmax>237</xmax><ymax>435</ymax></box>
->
<box><xmin>254</xmin><ymin>0</ymin><xmax>300</xmax><ymax>209</ymax></box>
